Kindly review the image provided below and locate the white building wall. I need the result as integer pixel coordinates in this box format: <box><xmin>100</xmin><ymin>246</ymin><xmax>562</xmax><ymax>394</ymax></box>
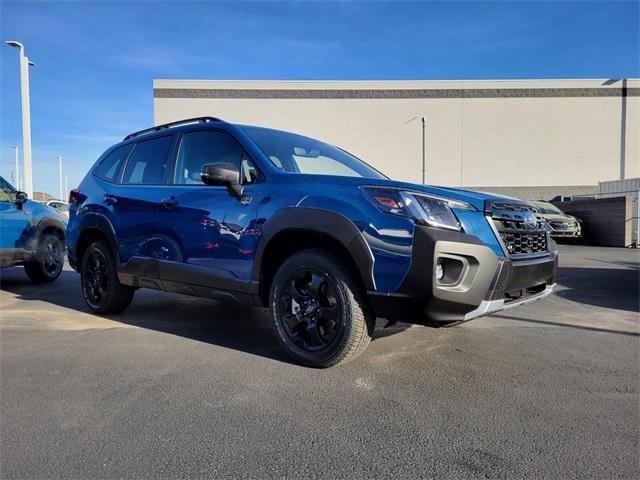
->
<box><xmin>153</xmin><ymin>79</ymin><xmax>639</xmax><ymax>197</ymax></box>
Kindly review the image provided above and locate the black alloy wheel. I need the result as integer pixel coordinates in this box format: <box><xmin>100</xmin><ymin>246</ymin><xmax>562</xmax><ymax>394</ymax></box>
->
<box><xmin>24</xmin><ymin>233</ymin><xmax>64</xmax><ymax>283</ymax></box>
<box><xmin>80</xmin><ymin>240</ymin><xmax>134</xmax><ymax>314</ymax></box>
<box><xmin>270</xmin><ymin>248</ymin><xmax>374</xmax><ymax>368</ymax></box>
<box><xmin>279</xmin><ymin>268</ymin><xmax>342</xmax><ymax>352</ymax></box>
<box><xmin>82</xmin><ymin>250</ymin><xmax>109</xmax><ymax>309</ymax></box>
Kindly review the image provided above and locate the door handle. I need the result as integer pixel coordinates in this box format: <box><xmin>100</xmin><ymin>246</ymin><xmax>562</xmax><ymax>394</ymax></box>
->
<box><xmin>104</xmin><ymin>194</ymin><xmax>117</xmax><ymax>205</ymax></box>
<box><xmin>161</xmin><ymin>196</ymin><xmax>178</xmax><ymax>208</ymax></box>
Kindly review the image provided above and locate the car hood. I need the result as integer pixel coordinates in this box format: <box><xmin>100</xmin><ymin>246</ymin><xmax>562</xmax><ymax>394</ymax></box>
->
<box><xmin>540</xmin><ymin>213</ymin><xmax>576</xmax><ymax>222</ymax></box>
<box><xmin>294</xmin><ymin>175</ymin><xmax>529</xmax><ymax>211</ymax></box>
<box><xmin>25</xmin><ymin>200</ymin><xmax>68</xmax><ymax>224</ymax></box>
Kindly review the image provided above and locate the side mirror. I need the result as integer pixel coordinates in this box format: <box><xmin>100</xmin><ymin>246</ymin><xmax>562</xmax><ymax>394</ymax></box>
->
<box><xmin>201</xmin><ymin>162</ymin><xmax>243</xmax><ymax>197</ymax></box>
<box><xmin>15</xmin><ymin>191</ymin><xmax>28</xmax><ymax>208</ymax></box>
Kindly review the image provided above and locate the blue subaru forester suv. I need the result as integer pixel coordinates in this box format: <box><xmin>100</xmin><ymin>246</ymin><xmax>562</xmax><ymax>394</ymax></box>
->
<box><xmin>67</xmin><ymin>117</ymin><xmax>557</xmax><ymax>367</ymax></box>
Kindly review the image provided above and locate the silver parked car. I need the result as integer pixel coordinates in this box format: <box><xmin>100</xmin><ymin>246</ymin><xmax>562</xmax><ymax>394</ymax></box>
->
<box><xmin>531</xmin><ymin>201</ymin><xmax>581</xmax><ymax>238</ymax></box>
<box><xmin>46</xmin><ymin>200</ymin><xmax>69</xmax><ymax>220</ymax></box>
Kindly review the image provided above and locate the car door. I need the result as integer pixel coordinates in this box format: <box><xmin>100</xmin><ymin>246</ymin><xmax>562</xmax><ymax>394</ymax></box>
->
<box><xmin>0</xmin><ymin>177</ymin><xmax>30</xmax><ymax>252</ymax></box>
<box><xmin>154</xmin><ymin>129</ymin><xmax>263</xmax><ymax>293</ymax></box>
<box><xmin>106</xmin><ymin>135</ymin><xmax>177</xmax><ymax>264</ymax></box>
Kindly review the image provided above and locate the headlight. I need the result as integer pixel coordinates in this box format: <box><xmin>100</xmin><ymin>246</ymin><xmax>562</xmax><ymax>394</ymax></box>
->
<box><xmin>361</xmin><ymin>186</ymin><xmax>475</xmax><ymax>231</ymax></box>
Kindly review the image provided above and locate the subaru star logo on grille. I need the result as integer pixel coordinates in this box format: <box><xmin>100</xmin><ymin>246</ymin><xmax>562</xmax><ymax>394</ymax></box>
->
<box><xmin>522</xmin><ymin>212</ymin><xmax>538</xmax><ymax>230</ymax></box>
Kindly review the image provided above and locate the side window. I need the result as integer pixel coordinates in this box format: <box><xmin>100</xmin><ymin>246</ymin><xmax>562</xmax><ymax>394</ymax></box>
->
<box><xmin>174</xmin><ymin>131</ymin><xmax>258</xmax><ymax>185</ymax></box>
<box><xmin>94</xmin><ymin>144</ymin><xmax>133</xmax><ymax>182</ymax></box>
<box><xmin>122</xmin><ymin>136</ymin><xmax>175</xmax><ymax>185</ymax></box>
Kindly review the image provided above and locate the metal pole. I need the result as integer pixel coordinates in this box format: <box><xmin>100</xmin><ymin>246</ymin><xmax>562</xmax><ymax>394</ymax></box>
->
<box><xmin>58</xmin><ymin>156</ymin><xmax>63</xmax><ymax>200</ymax></box>
<box><xmin>5</xmin><ymin>41</ymin><xmax>33</xmax><ymax>195</ymax></box>
<box><xmin>421</xmin><ymin>116</ymin><xmax>426</xmax><ymax>184</ymax></box>
<box><xmin>20</xmin><ymin>53</ymin><xmax>34</xmax><ymax>197</ymax></box>
<box><xmin>620</xmin><ymin>78</ymin><xmax>627</xmax><ymax>180</ymax></box>
<box><xmin>13</xmin><ymin>146</ymin><xmax>19</xmax><ymax>188</ymax></box>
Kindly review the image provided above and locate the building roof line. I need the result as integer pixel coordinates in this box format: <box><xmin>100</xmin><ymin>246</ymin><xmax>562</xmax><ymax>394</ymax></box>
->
<box><xmin>154</xmin><ymin>87</ymin><xmax>640</xmax><ymax>100</ymax></box>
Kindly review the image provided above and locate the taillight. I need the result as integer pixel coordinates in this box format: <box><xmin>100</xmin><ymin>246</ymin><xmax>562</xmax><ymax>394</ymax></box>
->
<box><xmin>68</xmin><ymin>188</ymin><xmax>80</xmax><ymax>204</ymax></box>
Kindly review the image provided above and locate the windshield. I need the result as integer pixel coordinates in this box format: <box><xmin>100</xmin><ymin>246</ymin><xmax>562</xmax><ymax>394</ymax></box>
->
<box><xmin>532</xmin><ymin>201</ymin><xmax>564</xmax><ymax>214</ymax></box>
<box><xmin>0</xmin><ymin>176</ymin><xmax>16</xmax><ymax>203</ymax></box>
<box><xmin>242</xmin><ymin>127</ymin><xmax>386</xmax><ymax>179</ymax></box>
<box><xmin>49</xmin><ymin>202</ymin><xmax>69</xmax><ymax>212</ymax></box>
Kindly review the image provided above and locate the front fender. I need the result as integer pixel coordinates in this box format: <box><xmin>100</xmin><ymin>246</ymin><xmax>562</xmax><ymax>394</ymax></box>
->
<box><xmin>37</xmin><ymin>216</ymin><xmax>66</xmax><ymax>241</ymax></box>
<box><xmin>251</xmin><ymin>207</ymin><xmax>376</xmax><ymax>290</ymax></box>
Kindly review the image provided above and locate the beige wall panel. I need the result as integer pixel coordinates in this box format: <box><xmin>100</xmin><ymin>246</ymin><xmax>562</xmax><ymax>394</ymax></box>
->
<box><xmin>461</xmin><ymin>96</ymin><xmax>628</xmax><ymax>186</ymax></box>
<box><xmin>154</xmin><ymin>79</ymin><xmax>639</xmax><ymax>189</ymax></box>
<box><xmin>624</xmin><ymin>97</ymin><xmax>640</xmax><ymax>179</ymax></box>
<box><xmin>154</xmin><ymin>97</ymin><xmax>464</xmax><ymax>185</ymax></box>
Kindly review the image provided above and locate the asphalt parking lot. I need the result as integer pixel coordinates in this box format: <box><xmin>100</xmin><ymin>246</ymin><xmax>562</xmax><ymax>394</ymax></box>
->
<box><xmin>1</xmin><ymin>245</ymin><xmax>638</xmax><ymax>478</ymax></box>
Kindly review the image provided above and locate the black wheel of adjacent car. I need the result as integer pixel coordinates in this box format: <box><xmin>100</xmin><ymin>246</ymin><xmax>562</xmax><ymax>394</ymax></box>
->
<box><xmin>24</xmin><ymin>233</ymin><xmax>65</xmax><ymax>283</ymax></box>
<box><xmin>80</xmin><ymin>240</ymin><xmax>134</xmax><ymax>314</ymax></box>
<box><xmin>270</xmin><ymin>248</ymin><xmax>374</xmax><ymax>368</ymax></box>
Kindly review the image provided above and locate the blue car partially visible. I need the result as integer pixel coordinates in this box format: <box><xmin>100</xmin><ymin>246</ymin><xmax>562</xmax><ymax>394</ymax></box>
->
<box><xmin>0</xmin><ymin>176</ymin><xmax>66</xmax><ymax>283</ymax></box>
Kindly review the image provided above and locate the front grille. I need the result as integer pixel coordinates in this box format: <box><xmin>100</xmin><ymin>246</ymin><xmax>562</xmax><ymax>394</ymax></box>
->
<box><xmin>486</xmin><ymin>202</ymin><xmax>549</xmax><ymax>257</ymax></box>
<box><xmin>500</xmin><ymin>231</ymin><xmax>547</xmax><ymax>255</ymax></box>
<box><xmin>549</xmin><ymin>221</ymin><xmax>575</xmax><ymax>230</ymax></box>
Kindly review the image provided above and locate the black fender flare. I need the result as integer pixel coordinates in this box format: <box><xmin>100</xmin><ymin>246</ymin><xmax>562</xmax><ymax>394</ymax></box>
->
<box><xmin>75</xmin><ymin>212</ymin><xmax>119</xmax><ymax>264</ymax></box>
<box><xmin>37</xmin><ymin>217</ymin><xmax>66</xmax><ymax>241</ymax></box>
<box><xmin>251</xmin><ymin>207</ymin><xmax>375</xmax><ymax>291</ymax></box>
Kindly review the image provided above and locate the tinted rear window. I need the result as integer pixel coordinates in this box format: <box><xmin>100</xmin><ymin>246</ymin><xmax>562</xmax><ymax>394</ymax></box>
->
<box><xmin>94</xmin><ymin>144</ymin><xmax>133</xmax><ymax>182</ymax></box>
<box><xmin>122</xmin><ymin>136</ymin><xmax>175</xmax><ymax>185</ymax></box>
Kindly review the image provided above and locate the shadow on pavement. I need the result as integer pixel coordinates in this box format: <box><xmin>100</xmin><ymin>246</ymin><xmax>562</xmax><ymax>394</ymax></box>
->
<box><xmin>0</xmin><ymin>267</ymin><xmax>409</xmax><ymax>364</ymax></box>
<box><xmin>0</xmin><ymin>268</ymin><xmax>295</xmax><ymax>364</ymax></box>
<box><xmin>555</xmin><ymin>267</ymin><xmax>639</xmax><ymax>313</ymax></box>
<box><xmin>493</xmin><ymin>314</ymin><xmax>639</xmax><ymax>337</ymax></box>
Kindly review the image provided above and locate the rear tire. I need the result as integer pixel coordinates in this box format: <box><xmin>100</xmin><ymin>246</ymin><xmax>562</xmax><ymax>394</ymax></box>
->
<box><xmin>80</xmin><ymin>240</ymin><xmax>134</xmax><ymax>314</ymax></box>
<box><xmin>270</xmin><ymin>248</ymin><xmax>374</xmax><ymax>368</ymax></box>
<box><xmin>24</xmin><ymin>233</ymin><xmax>64</xmax><ymax>283</ymax></box>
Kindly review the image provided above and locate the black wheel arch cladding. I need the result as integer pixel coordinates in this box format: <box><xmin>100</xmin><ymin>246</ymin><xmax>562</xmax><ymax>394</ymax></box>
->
<box><xmin>252</xmin><ymin>207</ymin><xmax>375</xmax><ymax>291</ymax></box>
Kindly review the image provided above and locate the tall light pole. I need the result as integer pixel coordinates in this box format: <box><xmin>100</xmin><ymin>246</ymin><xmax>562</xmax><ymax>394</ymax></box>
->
<box><xmin>58</xmin><ymin>156</ymin><xmax>63</xmax><ymax>200</ymax></box>
<box><xmin>12</xmin><ymin>146</ymin><xmax>19</xmax><ymax>188</ymax></box>
<box><xmin>5</xmin><ymin>40</ymin><xmax>35</xmax><ymax>197</ymax></box>
<box><xmin>421</xmin><ymin>116</ymin><xmax>426</xmax><ymax>184</ymax></box>
<box><xmin>404</xmin><ymin>115</ymin><xmax>427</xmax><ymax>184</ymax></box>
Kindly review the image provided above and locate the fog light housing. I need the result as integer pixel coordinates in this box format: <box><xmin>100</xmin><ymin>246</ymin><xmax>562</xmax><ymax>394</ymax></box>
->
<box><xmin>435</xmin><ymin>262</ymin><xmax>444</xmax><ymax>281</ymax></box>
<box><xmin>435</xmin><ymin>257</ymin><xmax>465</xmax><ymax>285</ymax></box>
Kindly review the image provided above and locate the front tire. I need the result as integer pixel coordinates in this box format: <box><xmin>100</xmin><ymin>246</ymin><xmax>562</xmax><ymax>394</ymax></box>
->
<box><xmin>270</xmin><ymin>248</ymin><xmax>374</xmax><ymax>368</ymax></box>
<box><xmin>80</xmin><ymin>240</ymin><xmax>134</xmax><ymax>314</ymax></box>
<box><xmin>24</xmin><ymin>233</ymin><xmax>64</xmax><ymax>283</ymax></box>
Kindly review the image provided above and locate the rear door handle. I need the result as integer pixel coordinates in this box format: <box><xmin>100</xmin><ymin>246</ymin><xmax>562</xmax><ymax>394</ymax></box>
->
<box><xmin>161</xmin><ymin>196</ymin><xmax>178</xmax><ymax>208</ymax></box>
<box><xmin>104</xmin><ymin>194</ymin><xmax>117</xmax><ymax>205</ymax></box>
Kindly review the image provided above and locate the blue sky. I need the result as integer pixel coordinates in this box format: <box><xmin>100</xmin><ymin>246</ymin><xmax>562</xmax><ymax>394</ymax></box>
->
<box><xmin>1</xmin><ymin>0</ymin><xmax>638</xmax><ymax>197</ymax></box>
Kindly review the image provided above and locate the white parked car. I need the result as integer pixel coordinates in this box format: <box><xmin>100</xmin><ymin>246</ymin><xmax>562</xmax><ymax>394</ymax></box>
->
<box><xmin>46</xmin><ymin>200</ymin><xmax>69</xmax><ymax>220</ymax></box>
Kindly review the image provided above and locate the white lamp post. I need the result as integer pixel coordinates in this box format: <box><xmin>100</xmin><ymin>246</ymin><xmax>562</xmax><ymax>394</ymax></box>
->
<box><xmin>404</xmin><ymin>115</ymin><xmax>428</xmax><ymax>184</ymax></box>
<box><xmin>5</xmin><ymin>40</ymin><xmax>35</xmax><ymax>197</ymax></box>
<box><xmin>12</xmin><ymin>146</ymin><xmax>19</xmax><ymax>188</ymax></box>
<box><xmin>421</xmin><ymin>116</ymin><xmax>426</xmax><ymax>185</ymax></box>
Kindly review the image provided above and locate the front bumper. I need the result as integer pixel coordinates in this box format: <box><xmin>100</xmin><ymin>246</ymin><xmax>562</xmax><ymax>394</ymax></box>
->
<box><xmin>549</xmin><ymin>229</ymin><xmax>581</xmax><ymax>238</ymax></box>
<box><xmin>548</xmin><ymin>222</ymin><xmax>581</xmax><ymax>238</ymax></box>
<box><xmin>367</xmin><ymin>226</ymin><xmax>557</xmax><ymax>325</ymax></box>
<box><xmin>464</xmin><ymin>284</ymin><xmax>554</xmax><ymax>321</ymax></box>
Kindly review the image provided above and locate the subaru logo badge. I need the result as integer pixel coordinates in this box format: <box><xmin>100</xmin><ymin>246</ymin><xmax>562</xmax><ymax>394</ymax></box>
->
<box><xmin>522</xmin><ymin>212</ymin><xmax>538</xmax><ymax>230</ymax></box>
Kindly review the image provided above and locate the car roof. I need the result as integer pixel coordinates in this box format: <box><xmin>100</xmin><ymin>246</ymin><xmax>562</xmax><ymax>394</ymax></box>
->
<box><xmin>118</xmin><ymin>118</ymin><xmax>304</xmax><ymax>146</ymax></box>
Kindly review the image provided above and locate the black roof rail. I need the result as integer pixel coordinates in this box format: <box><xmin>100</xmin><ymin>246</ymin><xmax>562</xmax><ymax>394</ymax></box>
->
<box><xmin>123</xmin><ymin>116</ymin><xmax>224</xmax><ymax>141</ymax></box>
